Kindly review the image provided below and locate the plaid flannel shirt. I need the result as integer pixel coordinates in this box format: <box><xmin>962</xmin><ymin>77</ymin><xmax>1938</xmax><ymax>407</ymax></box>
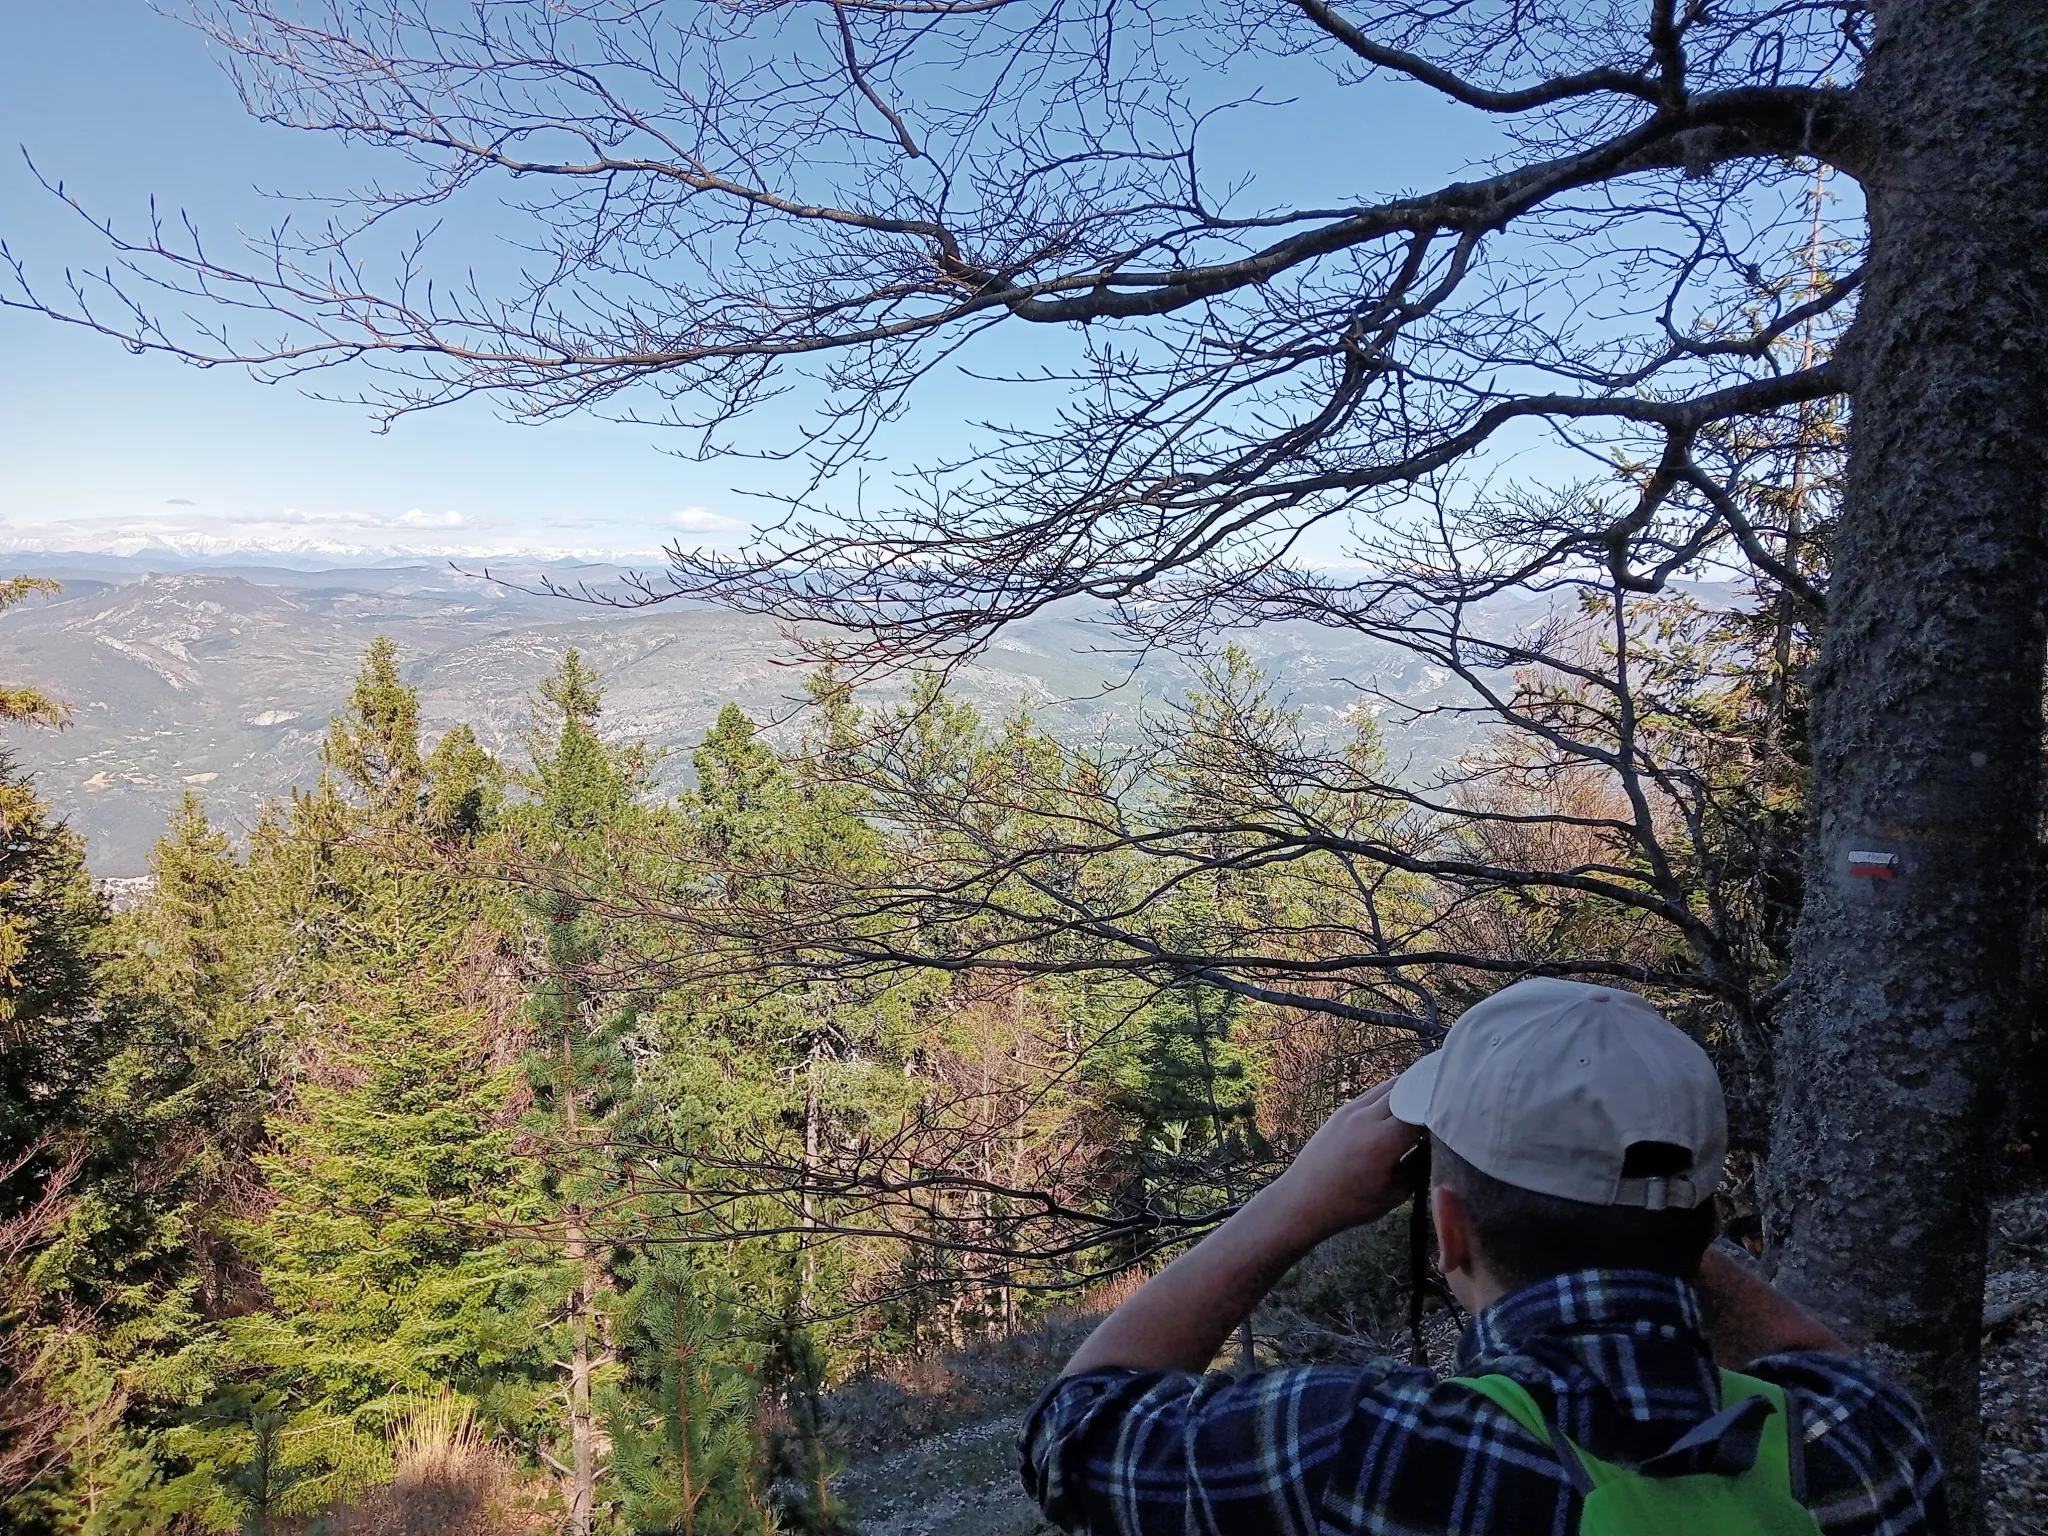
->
<box><xmin>1020</xmin><ymin>1269</ymin><xmax>1946</xmax><ymax>1536</ymax></box>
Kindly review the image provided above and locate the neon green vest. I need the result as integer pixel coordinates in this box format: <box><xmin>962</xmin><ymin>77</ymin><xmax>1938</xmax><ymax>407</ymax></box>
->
<box><xmin>1454</xmin><ymin>1370</ymin><xmax>1823</xmax><ymax>1536</ymax></box>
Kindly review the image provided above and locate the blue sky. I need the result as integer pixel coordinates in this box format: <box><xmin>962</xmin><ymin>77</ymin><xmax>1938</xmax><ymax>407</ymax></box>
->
<box><xmin>1</xmin><ymin>1</ymin><xmax>1505</xmax><ymax>563</ymax></box>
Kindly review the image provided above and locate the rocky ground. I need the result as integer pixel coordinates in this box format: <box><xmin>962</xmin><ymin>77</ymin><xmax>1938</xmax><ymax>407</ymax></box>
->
<box><xmin>825</xmin><ymin>1315</ymin><xmax>1096</xmax><ymax>1536</ymax></box>
<box><xmin>835</xmin><ymin>1415</ymin><xmax>1050</xmax><ymax>1536</ymax></box>
<box><xmin>1983</xmin><ymin>1189</ymin><xmax>2048</xmax><ymax>1536</ymax></box>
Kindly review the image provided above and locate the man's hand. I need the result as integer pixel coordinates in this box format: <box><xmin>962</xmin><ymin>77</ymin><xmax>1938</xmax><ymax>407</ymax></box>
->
<box><xmin>1060</xmin><ymin>1078</ymin><xmax>1425</xmax><ymax>1378</ymax></box>
<box><xmin>1260</xmin><ymin>1079</ymin><xmax>1427</xmax><ymax>1246</ymax></box>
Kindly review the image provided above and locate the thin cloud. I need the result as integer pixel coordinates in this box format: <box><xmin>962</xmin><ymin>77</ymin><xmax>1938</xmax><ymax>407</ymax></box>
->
<box><xmin>258</xmin><ymin>506</ymin><xmax>387</xmax><ymax>528</ymax></box>
<box><xmin>669</xmin><ymin>506</ymin><xmax>746</xmax><ymax>534</ymax></box>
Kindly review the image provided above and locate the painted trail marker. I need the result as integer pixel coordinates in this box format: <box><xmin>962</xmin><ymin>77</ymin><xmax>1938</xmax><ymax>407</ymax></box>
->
<box><xmin>1848</xmin><ymin>850</ymin><xmax>1898</xmax><ymax>879</ymax></box>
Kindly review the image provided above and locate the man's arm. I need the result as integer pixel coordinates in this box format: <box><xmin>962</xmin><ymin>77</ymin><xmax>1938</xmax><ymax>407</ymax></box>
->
<box><xmin>1694</xmin><ymin>1238</ymin><xmax>1847</xmax><ymax>1365</ymax></box>
<box><xmin>1063</xmin><ymin>1079</ymin><xmax>1422</xmax><ymax>1377</ymax></box>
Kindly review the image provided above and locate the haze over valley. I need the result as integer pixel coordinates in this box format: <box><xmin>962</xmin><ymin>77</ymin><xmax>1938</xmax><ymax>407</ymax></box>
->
<box><xmin>4</xmin><ymin>552</ymin><xmax>1486</xmax><ymax>875</ymax></box>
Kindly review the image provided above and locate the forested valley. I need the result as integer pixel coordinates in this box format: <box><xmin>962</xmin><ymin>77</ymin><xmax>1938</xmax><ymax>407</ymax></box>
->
<box><xmin>4</xmin><ymin>546</ymin><xmax>2044</xmax><ymax>1533</ymax></box>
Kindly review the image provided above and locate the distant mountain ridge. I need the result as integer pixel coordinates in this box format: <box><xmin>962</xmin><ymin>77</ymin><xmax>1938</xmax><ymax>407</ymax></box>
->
<box><xmin>0</xmin><ymin>555</ymin><xmax>1496</xmax><ymax>875</ymax></box>
<box><xmin>0</xmin><ymin>532</ymin><xmax>672</xmax><ymax>569</ymax></box>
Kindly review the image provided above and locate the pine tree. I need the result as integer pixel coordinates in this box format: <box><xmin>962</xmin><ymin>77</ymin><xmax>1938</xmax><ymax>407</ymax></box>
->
<box><xmin>120</xmin><ymin>795</ymin><xmax>275</xmax><ymax>1310</ymax></box>
<box><xmin>322</xmin><ymin>635</ymin><xmax>424</xmax><ymax>822</ymax></box>
<box><xmin>0</xmin><ymin>749</ymin><xmax>106</xmax><ymax>1198</ymax></box>
<box><xmin>0</xmin><ymin>635</ymin><xmax>235</xmax><ymax>1531</ymax></box>
<box><xmin>606</xmin><ymin>1253</ymin><xmax>772</xmax><ymax>1536</ymax></box>
<box><xmin>508</xmin><ymin>650</ymin><xmax>645</xmax><ymax>1535</ymax></box>
<box><xmin>218</xmin><ymin>1399</ymin><xmax>308</xmax><ymax>1536</ymax></box>
<box><xmin>0</xmin><ymin>706</ymin><xmax>110</xmax><ymax>1518</ymax></box>
<box><xmin>691</xmin><ymin>703</ymin><xmax>793</xmax><ymax>864</ymax></box>
<box><xmin>179</xmin><ymin>646</ymin><xmax>538</xmax><ymax>1520</ymax></box>
<box><xmin>425</xmin><ymin>724</ymin><xmax>506</xmax><ymax>841</ymax></box>
<box><xmin>760</xmin><ymin>1322</ymin><xmax>849</xmax><ymax>1536</ymax></box>
<box><xmin>216</xmin><ymin>955</ymin><xmax>529</xmax><ymax>1515</ymax></box>
<box><xmin>0</xmin><ymin>579</ymin><xmax>68</xmax><ymax>729</ymax></box>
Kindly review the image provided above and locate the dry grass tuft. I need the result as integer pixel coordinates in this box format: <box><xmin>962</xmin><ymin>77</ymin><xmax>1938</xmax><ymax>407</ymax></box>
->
<box><xmin>323</xmin><ymin>1394</ymin><xmax>542</xmax><ymax>1536</ymax></box>
<box><xmin>392</xmin><ymin>1394</ymin><xmax>497</xmax><ymax>1489</ymax></box>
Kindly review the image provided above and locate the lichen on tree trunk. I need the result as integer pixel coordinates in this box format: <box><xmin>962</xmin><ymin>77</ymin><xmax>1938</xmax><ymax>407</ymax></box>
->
<box><xmin>1768</xmin><ymin>3</ymin><xmax>2048</xmax><ymax>1524</ymax></box>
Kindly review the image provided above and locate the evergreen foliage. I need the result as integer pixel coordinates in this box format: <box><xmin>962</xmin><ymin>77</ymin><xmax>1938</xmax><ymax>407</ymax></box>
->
<box><xmin>0</xmin><ymin>579</ymin><xmax>68</xmax><ymax>728</ymax></box>
<box><xmin>0</xmin><ymin>627</ymin><xmax>229</xmax><ymax>1532</ymax></box>
<box><xmin>759</xmin><ymin>1323</ymin><xmax>849</xmax><ymax>1536</ymax></box>
<box><xmin>0</xmin><ymin>745</ymin><xmax>108</xmax><ymax>1203</ymax></box>
<box><xmin>322</xmin><ymin>635</ymin><xmax>424</xmax><ymax>819</ymax></box>
<box><xmin>605</xmin><ymin>1254</ymin><xmax>771</xmax><ymax>1536</ymax></box>
<box><xmin>0</xmin><ymin>582</ymin><xmax>1856</xmax><ymax>1531</ymax></box>
<box><xmin>504</xmin><ymin>649</ymin><xmax>647</xmax><ymax>1534</ymax></box>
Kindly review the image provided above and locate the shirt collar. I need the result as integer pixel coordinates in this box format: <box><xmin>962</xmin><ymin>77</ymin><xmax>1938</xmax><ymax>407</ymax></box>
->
<box><xmin>1457</xmin><ymin>1268</ymin><xmax>1708</xmax><ymax>1373</ymax></box>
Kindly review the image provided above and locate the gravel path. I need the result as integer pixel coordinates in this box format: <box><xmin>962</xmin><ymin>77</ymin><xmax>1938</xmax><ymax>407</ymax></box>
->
<box><xmin>835</xmin><ymin>1415</ymin><xmax>1050</xmax><ymax>1536</ymax></box>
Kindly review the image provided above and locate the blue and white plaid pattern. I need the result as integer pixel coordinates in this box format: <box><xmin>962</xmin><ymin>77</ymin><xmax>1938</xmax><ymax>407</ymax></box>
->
<box><xmin>1020</xmin><ymin>1269</ymin><xmax>1946</xmax><ymax>1536</ymax></box>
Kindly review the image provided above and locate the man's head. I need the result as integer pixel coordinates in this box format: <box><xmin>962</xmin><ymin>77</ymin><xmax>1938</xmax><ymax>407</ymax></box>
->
<box><xmin>1387</xmin><ymin>978</ymin><xmax>1726</xmax><ymax>1308</ymax></box>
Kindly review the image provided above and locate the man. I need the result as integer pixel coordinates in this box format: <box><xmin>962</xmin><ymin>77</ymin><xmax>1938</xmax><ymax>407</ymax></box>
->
<box><xmin>1021</xmin><ymin>978</ymin><xmax>1945</xmax><ymax>1535</ymax></box>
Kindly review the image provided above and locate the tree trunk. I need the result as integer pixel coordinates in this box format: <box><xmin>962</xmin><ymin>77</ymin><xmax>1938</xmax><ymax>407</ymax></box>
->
<box><xmin>568</xmin><ymin>1278</ymin><xmax>595</xmax><ymax>1536</ymax></box>
<box><xmin>802</xmin><ymin>1034</ymin><xmax>823</xmax><ymax>1311</ymax></box>
<box><xmin>1767</xmin><ymin>3</ymin><xmax>2048</xmax><ymax>1525</ymax></box>
<box><xmin>564</xmin><ymin>1025</ymin><xmax>597</xmax><ymax>1536</ymax></box>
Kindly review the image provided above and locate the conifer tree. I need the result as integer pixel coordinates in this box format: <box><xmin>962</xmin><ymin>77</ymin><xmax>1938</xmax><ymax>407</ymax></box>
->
<box><xmin>122</xmin><ymin>795</ymin><xmax>275</xmax><ymax>1283</ymax></box>
<box><xmin>425</xmin><ymin>723</ymin><xmax>506</xmax><ymax>842</ymax></box>
<box><xmin>215</xmin><ymin>936</ymin><xmax>530</xmax><ymax>1515</ymax></box>
<box><xmin>509</xmin><ymin>649</ymin><xmax>645</xmax><ymax>1535</ymax></box>
<box><xmin>217</xmin><ymin>1399</ymin><xmax>304</xmax><ymax>1536</ymax></box>
<box><xmin>0</xmin><ymin>627</ymin><xmax>235</xmax><ymax>1530</ymax></box>
<box><xmin>29</xmin><ymin>798</ymin><xmax>279</xmax><ymax>1532</ymax></box>
<box><xmin>186</xmin><ymin>645</ymin><xmax>537</xmax><ymax>1519</ymax></box>
<box><xmin>0</xmin><ymin>654</ymin><xmax>107</xmax><ymax>1516</ymax></box>
<box><xmin>691</xmin><ymin>704</ymin><xmax>786</xmax><ymax>862</ymax></box>
<box><xmin>0</xmin><ymin>579</ymin><xmax>67</xmax><ymax>729</ymax></box>
<box><xmin>606</xmin><ymin>1253</ymin><xmax>772</xmax><ymax>1536</ymax></box>
<box><xmin>760</xmin><ymin>1322</ymin><xmax>849</xmax><ymax>1536</ymax></box>
<box><xmin>0</xmin><ymin>578</ymin><xmax>101</xmax><ymax>1193</ymax></box>
<box><xmin>0</xmin><ymin>751</ymin><xmax>105</xmax><ymax>1209</ymax></box>
<box><xmin>322</xmin><ymin>635</ymin><xmax>424</xmax><ymax>821</ymax></box>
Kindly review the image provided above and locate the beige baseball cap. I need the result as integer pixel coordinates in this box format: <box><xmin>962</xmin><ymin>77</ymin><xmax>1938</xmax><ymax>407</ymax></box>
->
<box><xmin>1387</xmin><ymin>977</ymin><xmax>1727</xmax><ymax>1210</ymax></box>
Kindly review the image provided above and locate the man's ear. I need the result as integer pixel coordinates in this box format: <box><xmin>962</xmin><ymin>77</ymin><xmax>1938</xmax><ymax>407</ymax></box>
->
<box><xmin>1433</xmin><ymin>1182</ymin><xmax>1500</xmax><ymax>1314</ymax></box>
<box><xmin>1433</xmin><ymin>1182</ymin><xmax>1474</xmax><ymax>1280</ymax></box>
